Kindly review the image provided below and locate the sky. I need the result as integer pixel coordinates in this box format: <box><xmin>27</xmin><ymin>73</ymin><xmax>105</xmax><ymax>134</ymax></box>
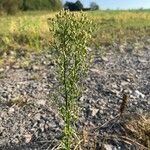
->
<box><xmin>63</xmin><ymin>0</ymin><xmax>150</xmax><ymax>10</ymax></box>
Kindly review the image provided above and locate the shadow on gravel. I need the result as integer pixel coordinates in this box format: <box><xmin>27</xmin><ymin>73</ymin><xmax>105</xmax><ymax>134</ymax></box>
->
<box><xmin>0</xmin><ymin>142</ymin><xmax>54</xmax><ymax>150</ymax></box>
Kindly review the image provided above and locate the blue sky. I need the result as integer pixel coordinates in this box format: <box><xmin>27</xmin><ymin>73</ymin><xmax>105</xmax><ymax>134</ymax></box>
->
<box><xmin>63</xmin><ymin>0</ymin><xmax>150</xmax><ymax>10</ymax></box>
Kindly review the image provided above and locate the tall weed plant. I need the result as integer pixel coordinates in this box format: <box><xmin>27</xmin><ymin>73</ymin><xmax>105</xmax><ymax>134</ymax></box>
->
<box><xmin>49</xmin><ymin>10</ymin><xmax>93</xmax><ymax>149</ymax></box>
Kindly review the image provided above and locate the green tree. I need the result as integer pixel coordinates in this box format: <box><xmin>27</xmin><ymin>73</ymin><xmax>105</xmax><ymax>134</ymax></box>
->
<box><xmin>21</xmin><ymin>0</ymin><xmax>28</xmax><ymax>10</ymax></box>
<box><xmin>75</xmin><ymin>0</ymin><xmax>83</xmax><ymax>11</ymax></box>
<box><xmin>21</xmin><ymin>0</ymin><xmax>62</xmax><ymax>11</ymax></box>
<box><xmin>49</xmin><ymin>0</ymin><xmax>63</xmax><ymax>11</ymax></box>
<box><xmin>64</xmin><ymin>0</ymin><xmax>83</xmax><ymax>11</ymax></box>
<box><xmin>90</xmin><ymin>1</ymin><xmax>99</xmax><ymax>10</ymax></box>
<box><xmin>0</xmin><ymin>0</ymin><xmax>3</xmax><ymax>15</ymax></box>
<box><xmin>64</xmin><ymin>2</ymin><xmax>75</xmax><ymax>11</ymax></box>
<box><xmin>2</xmin><ymin>0</ymin><xmax>21</xmax><ymax>15</ymax></box>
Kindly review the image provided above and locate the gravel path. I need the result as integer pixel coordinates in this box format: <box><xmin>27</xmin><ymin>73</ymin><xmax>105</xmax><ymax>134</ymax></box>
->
<box><xmin>0</xmin><ymin>38</ymin><xmax>150</xmax><ymax>149</ymax></box>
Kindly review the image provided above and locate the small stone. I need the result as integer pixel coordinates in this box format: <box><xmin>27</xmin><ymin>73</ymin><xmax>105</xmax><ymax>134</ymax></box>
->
<box><xmin>32</xmin><ymin>65</ymin><xmax>40</xmax><ymax>71</ymax></box>
<box><xmin>110</xmin><ymin>89</ymin><xmax>120</xmax><ymax>96</ymax></box>
<box><xmin>102</xmin><ymin>144</ymin><xmax>115</xmax><ymax>150</ymax></box>
<box><xmin>80</xmin><ymin>96</ymin><xmax>85</xmax><ymax>102</ymax></box>
<box><xmin>36</xmin><ymin>100</ymin><xmax>46</xmax><ymax>106</ymax></box>
<box><xmin>121</xmin><ymin>81</ymin><xmax>129</xmax><ymax>86</ymax></box>
<box><xmin>119</xmin><ymin>46</ymin><xmax>125</xmax><ymax>53</ymax></box>
<box><xmin>127</xmin><ymin>78</ymin><xmax>131</xmax><ymax>82</ymax></box>
<box><xmin>138</xmin><ymin>108</ymin><xmax>144</xmax><ymax>114</ymax></box>
<box><xmin>39</xmin><ymin>123</ymin><xmax>45</xmax><ymax>132</ymax></box>
<box><xmin>146</xmin><ymin>39</ymin><xmax>150</xmax><ymax>43</ymax></box>
<box><xmin>91</xmin><ymin>108</ymin><xmax>99</xmax><ymax>117</ymax></box>
<box><xmin>24</xmin><ymin>133</ymin><xmax>32</xmax><ymax>143</ymax></box>
<box><xmin>45</xmin><ymin>54</ymin><xmax>51</xmax><ymax>58</ymax></box>
<box><xmin>126</xmin><ymin>46</ymin><xmax>133</xmax><ymax>53</ymax></box>
<box><xmin>99</xmin><ymin>110</ymin><xmax>104</xmax><ymax>114</ymax></box>
<box><xmin>138</xmin><ymin>57</ymin><xmax>147</xmax><ymax>63</ymax></box>
<box><xmin>34</xmin><ymin>113</ymin><xmax>41</xmax><ymax>121</ymax></box>
<box><xmin>130</xmin><ymin>95</ymin><xmax>136</xmax><ymax>99</ymax></box>
<box><xmin>90</xmin><ymin>68</ymin><xmax>101</xmax><ymax>75</ymax></box>
<box><xmin>133</xmin><ymin>101</ymin><xmax>138</xmax><ymax>105</ymax></box>
<box><xmin>86</xmin><ymin>47</ymin><xmax>92</xmax><ymax>52</ymax></box>
<box><xmin>43</xmin><ymin>61</ymin><xmax>47</xmax><ymax>65</ymax></box>
<box><xmin>2</xmin><ymin>52</ymin><xmax>7</xmax><ymax>58</ymax></box>
<box><xmin>20</xmin><ymin>127</ymin><xmax>25</xmax><ymax>134</ymax></box>
<box><xmin>1</xmin><ymin>112</ymin><xmax>7</xmax><ymax>119</ymax></box>
<box><xmin>101</xmin><ymin>56</ymin><xmax>108</xmax><ymax>62</ymax></box>
<box><xmin>12</xmin><ymin>65</ymin><xmax>20</xmax><ymax>69</ymax></box>
<box><xmin>12</xmin><ymin>138</ymin><xmax>19</xmax><ymax>144</ymax></box>
<box><xmin>58</xmin><ymin>119</ymin><xmax>64</xmax><ymax>128</ymax></box>
<box><xmin>0</xmin><ymin>68</ymin><xmax>4</xmax><ymax>73</ymax></box>
<box><xmin>49</xmin><ymin>122</ymin><xmax>57</xmax><ymax>128</ymax></box>
<box><xmin>10</xmin><ymin>51</ymin><xmax>16</xmax><ymax>56</ymax></box>
<box><xmin>135</xmin><ymin>90</ymin><xmax>145</xmax><ymax>98</ymax></box>
<box><xmin>111</xmin><ymin>83</ymin><xmax>118</xmax><ymax>89</ymax></box>
<box><xmin>8</xmin><ymin>107</ymin><xmax>15</xmax><ymax>114</ymax></box>
<box><xmin>6</xmin><ymin>66</ymin><xmax>10</xmax><ymax>70</ymax></box>
<box><xmin>143</xmin><ymin>45</ymin><xmax>148</xmax><ymax>50</ymax></box>
<box><xmin>0</xmin><ymin>127</ymin><xmax>4</xmax><ymax>133</ymax></box>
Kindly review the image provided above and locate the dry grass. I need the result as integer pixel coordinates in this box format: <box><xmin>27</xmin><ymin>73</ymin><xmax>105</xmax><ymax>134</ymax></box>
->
<box><xmin>75</xmin><ymin>113</ymin><xmax>150</xmax><ymax>149</ymax></box>
<box><xmin>123</xmin><ymin>114</ymin><xmax>150</xmax><ymax>149</ymax></box>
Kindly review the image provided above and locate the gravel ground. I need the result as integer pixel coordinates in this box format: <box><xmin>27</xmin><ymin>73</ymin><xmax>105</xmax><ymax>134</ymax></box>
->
<box><xmin>0</xmin><ymin>38</ymin><xmax>150</xmax><ymax>149</ymax></box>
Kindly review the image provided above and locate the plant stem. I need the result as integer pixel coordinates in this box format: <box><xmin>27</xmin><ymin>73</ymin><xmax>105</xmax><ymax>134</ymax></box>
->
<box><xmin>63</xmin><ymin>52</ymin><xmax>71</xmax><ymax>149</ymax></box>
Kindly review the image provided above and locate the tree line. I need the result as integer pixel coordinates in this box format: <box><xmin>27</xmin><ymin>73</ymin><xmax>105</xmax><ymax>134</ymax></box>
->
<box><xmin>64</xmin><ymin>1</ymin><xmax>99</xmax><ymax>11</ymax></box>
<box><xmin>0</xmin><ymin>0</ymin><xmax>99</xmax><ymax>15</ymax></box>
<box><xmin>0</xmin><ymin>0</ymin><xmax>63</xmax><ymax>15</ymax></box>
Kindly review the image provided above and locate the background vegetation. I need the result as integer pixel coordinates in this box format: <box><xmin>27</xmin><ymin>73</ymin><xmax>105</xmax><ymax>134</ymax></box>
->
<box><xmin>64</xmin><ymin>0</ymin><xmax>84</xmax><ymax>11</ymax></box>
<box><xmin>0</xmin><ymin>0</ymin><xmax>63</xmax><ymax>15</ymax></box>
<box><xmin>64</xmin><ymin>0</ymin><xmax>99</xmax><ymax>11</ymax></box>
<box><xmin>0</xmin><ymin>0</ymin><xmax>99</xmax><ymax>15</ymax></box>
<box><xmin>21</xmin><ymin>0</ymin><xmax>63</xmax><ymax>11</ymax></box>
<box><xmin>0</xmin><ymin>9</ymin><xmax>149</xmax><ymax>68</ymax></box>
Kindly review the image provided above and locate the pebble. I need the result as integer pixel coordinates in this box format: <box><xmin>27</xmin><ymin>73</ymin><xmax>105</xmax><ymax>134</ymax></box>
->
<box><xmin>36</xmin><ymin>100</ymin><xmax>46</xmax><ymax>106</ymax></box>
<box><xmin>24</xmin><ymin>133</ymin><xmax>32</xmax><ymax>143</ymax></box>
<box><xmin>34</xmin><ymin>113</ymin><xmax>41</xmax><ymax>121</ymax></box>
<box><xmin>8</xmin><ymin>107</ymin><xmax>15</xmax><ymax>114</ymax></box>
<box><xmin>102</xmin><ymin>144</ymin><xmax>116</xmax><ymax>150</ymax></box>
<box><xmin>32</xmin><ymin>65</ymin><xmax>40</xmax><ymax>71</ymax></box>
<box><xmin>0</xmin><ymin>68</ymin><xmax>4</xmax><ymax>73</ymax></box>
<box><xmin>91</xmin><ymin>108</ymin><xmax>99</xmax><ymax>117</ymax></box>
<box><xmin>12</xmin><ymin>65</ymin><xmax>20</xmax><ymax>69</ymax></box>
<box><xmin>135</xmin><ymin>90</ymin><xmax>145</xmax><ymax>98</ymax></box>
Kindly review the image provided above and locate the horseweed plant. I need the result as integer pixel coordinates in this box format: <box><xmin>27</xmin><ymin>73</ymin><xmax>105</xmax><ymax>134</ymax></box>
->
<box><xmin>49</xmin><ymin>10</ymin><xmax>93</xmax><ymax>149</ymax></box>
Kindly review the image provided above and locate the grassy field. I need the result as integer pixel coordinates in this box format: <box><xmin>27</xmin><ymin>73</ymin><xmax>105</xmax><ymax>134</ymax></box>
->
<box><xmin>0</xmin><ymin>10</ymin><xmax>150</xmax><ymax>59</ymax></box>
<box><xmin>89</xmin><ymin>10</ymin><xmax>150</xmax><ymax>46</ymax></box>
